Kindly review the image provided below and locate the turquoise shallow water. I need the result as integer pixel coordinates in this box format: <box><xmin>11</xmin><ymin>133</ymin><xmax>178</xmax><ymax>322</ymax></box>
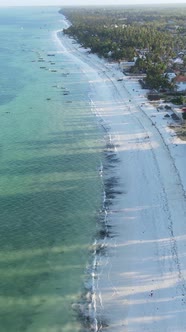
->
<box><xmin>0</xmin><ymin>7</ymin><xmax>103</xmax><ymax>332</ymax></box>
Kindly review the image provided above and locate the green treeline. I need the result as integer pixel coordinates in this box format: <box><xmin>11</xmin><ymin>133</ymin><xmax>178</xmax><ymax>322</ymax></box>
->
<box><xmin>63</xmin><ymin>23</ymin><xmax>173</xmax><ymax>62</ymax></box>
<box><xmin>60</xmin><ymin>6</ymin><xmax>186</xmax><ymax>60</ymax></box>
<box><xmin>60</xmin><ymin>6</ymin><xmax>186</xmax><ymax>91</ymax></box>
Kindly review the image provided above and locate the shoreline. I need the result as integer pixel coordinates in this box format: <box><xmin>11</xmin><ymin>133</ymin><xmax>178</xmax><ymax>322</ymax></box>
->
<box><xmin>56</xmin><ymin>19</ymin><xmax>186</xmax><ymax>331</ymax></box>
<box><xmin>55</xmin><ymin>27</ymin><xmax>123</xmax><ymax>331</ymax></box>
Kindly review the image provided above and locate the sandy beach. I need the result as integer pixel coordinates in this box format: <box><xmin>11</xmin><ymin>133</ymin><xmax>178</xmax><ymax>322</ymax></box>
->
<box><xmin>56</xmin><ymin>27</ymin><xmax>186</xmax><ymax>331</ymax></box>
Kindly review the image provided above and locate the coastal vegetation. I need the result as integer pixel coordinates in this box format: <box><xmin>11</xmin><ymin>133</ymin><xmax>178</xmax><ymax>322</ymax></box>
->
<box><xmin>61</xmin><ymin>5</ymin><xmax>186</xmax><ymax>99</ymax></box>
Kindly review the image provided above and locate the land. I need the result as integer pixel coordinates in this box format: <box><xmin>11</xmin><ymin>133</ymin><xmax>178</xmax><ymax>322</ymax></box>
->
<box><xmin>61</xmin><ymin>5</ymin><xmax>186</xmax><ymax>117</ymax></box>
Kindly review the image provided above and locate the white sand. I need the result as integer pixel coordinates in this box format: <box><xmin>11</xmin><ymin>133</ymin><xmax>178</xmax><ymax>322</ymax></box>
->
<box><xmin>55</xmin><ymin>29</ymin><xmax>186</xmax><ymax>331</ymax></box>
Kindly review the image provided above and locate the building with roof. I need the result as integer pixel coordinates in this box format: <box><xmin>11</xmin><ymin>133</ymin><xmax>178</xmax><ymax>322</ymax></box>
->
<box><xmin>174</xmin><ymin>75</ymin><xmax>186</xmax><ymax>91</ymax></box>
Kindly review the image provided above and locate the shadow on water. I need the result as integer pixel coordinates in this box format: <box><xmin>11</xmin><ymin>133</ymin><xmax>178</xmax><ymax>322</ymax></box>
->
<box><xmin>15</xmin><ymin>127</ymin><xmax>103</xmax><ymax>151</ymax></box>
<box><xmin>0</xmin><ymin>127</ymin><xmax>103</xmax><ymax>176</ymax></box>
<box><xmin>0</xmin><ymin>131</ymin><xmax>103</xmax><ymax>331</ymax></box>
<box><xmin>0</xmin><ymin>187</ymin><xmax>90</xmax><ymax>249</ymax></box>
<box><xmin>0</xmin><ymin>153</ymin><xmax>96</xmax><ymax>176</ymax></box>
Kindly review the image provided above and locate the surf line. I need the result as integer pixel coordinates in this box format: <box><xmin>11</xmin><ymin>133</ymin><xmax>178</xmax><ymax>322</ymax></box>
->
<box><xmin>82</xmin><ymin>95</ymin><xmax>121</xmax><ymax>331</ymax></box>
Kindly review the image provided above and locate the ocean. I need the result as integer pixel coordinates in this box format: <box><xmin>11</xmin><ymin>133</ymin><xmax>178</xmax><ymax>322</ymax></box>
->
<box><xmin>0</xmin><ymin>7</ymin><xmax>104</xmax><ymax>332</ymax></box>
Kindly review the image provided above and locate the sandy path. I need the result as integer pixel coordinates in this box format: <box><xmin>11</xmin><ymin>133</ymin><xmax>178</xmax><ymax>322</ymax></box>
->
<box><xmin>56</xmin><ymin>30</ymin><xmax>186</xmax><ymax>331</ymax></box>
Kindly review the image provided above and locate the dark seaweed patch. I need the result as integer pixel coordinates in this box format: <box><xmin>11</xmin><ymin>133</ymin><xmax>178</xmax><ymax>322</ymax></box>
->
<box><xmin>72</xmin><ymin>296</ymin><xmax>109</xmax><ymax>332</ymax></box>
<box><xmin>104</xmin><ymin>176</ymin><xmax>122</xmax><ymax>199</ymax></box>
<box><xmin>95</xmin><ymin>243</ymin><xmax>107</xmax><ymax>256</ymax></box>
<box><xmin>105</xmin><ymin>152</ymin><xmax>119</xmax><ymax>163</ymax></box>
<box><xmin>97</xmin><ymin>228</ymin><xmax>112</xmax><ymax>239</ymax></box>
<box><xmin>104</xmin><ymin>142</ymin><xmax>115</xmax><ymax>150</ymax></box>
<box><xmin>76</xmin><ymin>124</ymin><xmax>121</xmax><ymax>331</ymax></box>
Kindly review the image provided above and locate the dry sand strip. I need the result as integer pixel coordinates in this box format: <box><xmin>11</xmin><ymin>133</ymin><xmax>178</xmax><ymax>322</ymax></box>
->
<box><xmin>56</xmin><ymin>30</ymin><xmax>186</xmax><ymax>332</ymax></box>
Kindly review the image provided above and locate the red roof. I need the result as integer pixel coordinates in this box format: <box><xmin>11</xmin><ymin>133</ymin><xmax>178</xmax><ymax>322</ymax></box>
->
<box><xmin>174</xmin><ymin>75</ymin><xmax>186</xmax><ymax>83</ymax></box>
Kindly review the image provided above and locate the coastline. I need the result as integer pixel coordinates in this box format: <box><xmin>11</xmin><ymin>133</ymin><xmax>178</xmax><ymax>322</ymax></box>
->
<box><xmin>57</xmin><ymin>20</ymin><xmax>186</xmax><ymax>331</ymax></box>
